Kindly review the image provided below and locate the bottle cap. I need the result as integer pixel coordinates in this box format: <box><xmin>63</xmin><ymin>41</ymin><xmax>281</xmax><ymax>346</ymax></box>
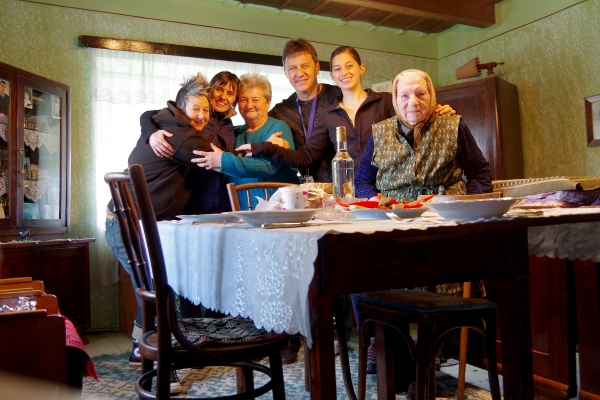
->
<box><xmin>336</xmin><ymin>126</ymin><xmax>346</xmax><ymax>142</ymax></box>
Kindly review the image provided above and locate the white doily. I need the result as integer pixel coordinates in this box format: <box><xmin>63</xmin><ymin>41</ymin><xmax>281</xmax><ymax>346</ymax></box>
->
<box><xmin>0</xmin><ymin>124</ymin><xmax>6</xmax><ymax>142</ymax></box>
<box><xmin>0</xmin><ymin>177</ymin><xmax>6</xmax><ymax>197</ymax></box>
<box><xmin>24</xmin><ymin>129</ymin><xmax>59</xmax><ymax>154</ymax></box>
<box><xmin>24</xmin><ymin>179</ymin><xmax>47</xmax><ymax>203</ymax></box>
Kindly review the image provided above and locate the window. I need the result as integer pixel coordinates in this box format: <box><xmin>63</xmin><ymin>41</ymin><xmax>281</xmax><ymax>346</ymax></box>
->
<box><xmin>91</xmin><ymin>48</ymin><xmax>335</xmax><ymax>283</ymax></box>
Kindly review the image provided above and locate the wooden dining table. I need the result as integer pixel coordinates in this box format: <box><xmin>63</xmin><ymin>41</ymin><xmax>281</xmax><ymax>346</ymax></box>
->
<box><xmin>157</xmin><ymin>208</ymin><xmax>600</xmax><ymax>400</ymax></box>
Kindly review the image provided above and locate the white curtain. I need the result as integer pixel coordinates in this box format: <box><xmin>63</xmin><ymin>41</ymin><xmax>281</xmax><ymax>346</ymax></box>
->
<box><xmin>91</xmin><ymin>47</ymin><xmax>335</xmax><ymax>284</ymax></box>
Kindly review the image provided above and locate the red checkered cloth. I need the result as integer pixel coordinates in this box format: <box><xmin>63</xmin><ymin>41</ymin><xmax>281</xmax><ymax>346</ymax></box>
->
<box><xmin>63</xmin><ymin>316</ymin><xmax>98</xmax><ymax>381</ymax></box>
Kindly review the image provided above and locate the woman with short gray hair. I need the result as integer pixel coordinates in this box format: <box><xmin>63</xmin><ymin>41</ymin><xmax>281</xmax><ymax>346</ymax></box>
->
<box><xmin>193</xmin><ymin>73</ymin><xmax>299</xmax><ymax>210</ymax></box>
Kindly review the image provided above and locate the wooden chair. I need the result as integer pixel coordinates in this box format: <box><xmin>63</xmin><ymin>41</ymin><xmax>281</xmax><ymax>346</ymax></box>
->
<box><xmin>105</xmin><ymin>164</ymin><xmax>289</xmax><ymax>400</ymax></box>
<box><xmin>226</xmin><ymin>182</ymin><xmax>296</xmax><ymax>211</ymax></box>
<box><xmin>343</xmin><ymin>290</ymin><xmax>501</xmax><ymax>400</ymax></box>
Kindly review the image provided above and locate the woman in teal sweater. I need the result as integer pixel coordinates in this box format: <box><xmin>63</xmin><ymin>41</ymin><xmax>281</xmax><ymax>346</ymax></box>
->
<box><xmin>194</xmin><ymin>73</ymin><xmax>299</xmax><ymax>209</ymax></box>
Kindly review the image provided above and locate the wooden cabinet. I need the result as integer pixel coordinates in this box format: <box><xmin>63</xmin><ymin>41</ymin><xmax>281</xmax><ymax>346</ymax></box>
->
<box><xmin>0</xmin><ymin>61</ymin><xmax>69</xmax><ymax>237</ymax></box>
<box><xmin>435</xmin><ymin>76</ymin><xmax>524</xmax><ymax>180</ymax></box>
<box><xmin>0</xmin><ymin>239</ymin><xmax>93</xmax><ymax>331</ymax></box>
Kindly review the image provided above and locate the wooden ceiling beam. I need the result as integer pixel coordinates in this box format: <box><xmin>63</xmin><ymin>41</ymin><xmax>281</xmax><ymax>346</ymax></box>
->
<box><xmin>343</xmin><ymin>6</ymin><xmax>367</xmax><ymax>22</ymax></box>
<box><xmin>328</xmin><ymin>0</ymin><xmax>496</xmax><ymax>28</ymax></box>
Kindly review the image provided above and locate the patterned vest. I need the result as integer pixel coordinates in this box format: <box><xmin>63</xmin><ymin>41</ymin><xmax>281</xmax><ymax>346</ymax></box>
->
<box><xmin>372</xmin><ymin>114</ymin><xmax>466</xmax><ymax>202</ymax></box>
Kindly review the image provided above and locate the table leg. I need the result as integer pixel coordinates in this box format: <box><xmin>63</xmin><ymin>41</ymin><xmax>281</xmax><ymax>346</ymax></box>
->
<box><xmin>496</xmin><ymin>274</ymin><xmax>534</xmax><ymax>400</ymax></box>
<box><xmin>574</xmin><ymin>260</ymin><xmax>600</xmax><ymax>400</ymax></box>
<box><xmin>308</xmin><ymin>290</ymin><xmax>336</xmax><ymax>400</ymax></box>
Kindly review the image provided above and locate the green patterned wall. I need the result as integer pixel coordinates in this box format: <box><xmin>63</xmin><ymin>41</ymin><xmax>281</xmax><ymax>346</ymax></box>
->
<box><xmin>0</xmin><ymin>0</ymin><xmax>433</xmax><ymax>330</ymax></box>
<box><xmin>438</xmin><ymin>0</ymin><xmax>600</xmax><ymax>178</ymax></box>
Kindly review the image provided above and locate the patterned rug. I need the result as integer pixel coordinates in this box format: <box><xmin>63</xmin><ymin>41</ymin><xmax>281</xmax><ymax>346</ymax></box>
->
<box><xmin>82</xmin><ymin>344</ymin><xmax>493</xmax><ymax>399</ymax></box>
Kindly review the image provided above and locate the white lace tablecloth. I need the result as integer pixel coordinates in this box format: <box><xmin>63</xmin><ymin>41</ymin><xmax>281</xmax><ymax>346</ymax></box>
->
<box><xmin>157</xmin><ymin>219</ymin><xmax>430</xmax><ymax>347</ymax></box>
<box><xmin>157</xmin><ymin>209</ymin><xmax>600</xmax><ymax>346</ymax></box>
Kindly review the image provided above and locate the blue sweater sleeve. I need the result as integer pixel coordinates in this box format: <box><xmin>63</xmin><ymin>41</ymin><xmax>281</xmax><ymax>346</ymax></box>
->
<box><xmin>354</xmin><ymin>136</ymin><xmax>379</xmax><ymax>199</ymax></box>
<box><xmin>221</xmin><ymin>120</ymin><xmax>296</xmax><ymax>178</ymax></box>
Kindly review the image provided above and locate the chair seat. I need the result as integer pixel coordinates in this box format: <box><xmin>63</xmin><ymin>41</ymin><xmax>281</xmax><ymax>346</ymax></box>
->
<box><xmin>174</xmin><ymin>316</ymin><xmax>286</xmax><ymax>348</ymax></box>
<box><xmin>354</xmin><ymin>289</ymin><xmax>495</xmax><ymax>313</ymax></box>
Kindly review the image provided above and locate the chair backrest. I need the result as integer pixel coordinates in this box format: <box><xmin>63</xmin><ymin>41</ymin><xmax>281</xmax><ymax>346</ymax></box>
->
<box><xmin>226</xmin><ymin>182</ymin><xmax>297</xmax><ymax>211</ymax></box>
<box><xmin>105</xmin><ymin>164</ymin><xmax>208</xmax><ymax>358</ymax></box>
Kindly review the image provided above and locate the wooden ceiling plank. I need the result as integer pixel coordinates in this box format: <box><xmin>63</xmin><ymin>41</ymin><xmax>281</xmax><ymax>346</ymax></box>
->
<box><xmin>327</xmin><ymin>0</ymin><xmax>496</xmax><ymax>28</ymax></box>
<box><xmin>278</xmin><ymin>0</ymin><xmax>295</xmax><ymax>10</ymax></box>
<box><xmin>401</xmin><ymin>17</ymin><xmax>425</xmax><ymax>32</ymax></box>
<box><xmin>371</xmin><ymin>11</ymin><xmax>397</xmax><ymax>27</ymax></box>
<box><xmin>343</xmin><ymin>6</ymin><xmax>367</xmax><ymax>22</ymax></box>
<box><xmin>424</xmin><ymin>20</ymin><xmax>451</xmax><ymax>34</ymax></box>
<box><xmin>308</xmin><ymin>0</ymin><xmax>330</xmax><ymax>15</ymax></box>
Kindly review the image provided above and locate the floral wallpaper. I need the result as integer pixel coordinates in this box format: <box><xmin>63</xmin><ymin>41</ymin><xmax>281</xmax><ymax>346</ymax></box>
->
<box><xmin>438</xmin><ymin>0</ymin><xmax>600</xmax><ymax>178</ymax></box>
<box><xmin>0</xmin><ymin>0</ymin><xmax>433</xmax><ymax>330</ymax></box>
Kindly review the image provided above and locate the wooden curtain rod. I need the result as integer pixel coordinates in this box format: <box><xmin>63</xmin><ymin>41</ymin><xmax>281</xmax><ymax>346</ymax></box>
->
<box><xmin>79</xmin><ymin>35</ymin><xmax>331</xmax><ymax>71</ymax></box>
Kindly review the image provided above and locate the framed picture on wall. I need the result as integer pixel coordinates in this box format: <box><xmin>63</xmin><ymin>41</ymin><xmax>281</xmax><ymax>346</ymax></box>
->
<box><xmin>585</xmin><ymin>94</ymin><xmax>600</xmax><ymax>147</ymax></box>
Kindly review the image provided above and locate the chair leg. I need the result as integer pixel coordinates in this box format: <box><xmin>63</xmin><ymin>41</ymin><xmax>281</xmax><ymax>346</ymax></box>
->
<box><xmin>140</xmin><ymin>357</ymin><xmax>154</xmax><ymax>392</ymax></box>
<box><xmin>236</xmin><ymin>366</ymin><xmax>255</xmax><ymax>395</ymax></box>
<box><xmin>375</xmin><ymin>323</ymin><xmax>396</xmax><ymax>400</ymax></box>
<box><xmin>334</xmin><ymin>296</ymin><xmax>357</xmax><ymax>400</ymax></box>
<box><xmin>156</xmin><ymin>362</ymin><xmax>171</xmax><ymax>399</ymax></box>
<box><xmin>269</xmin><ymin>353</ymin><xmax>286</xmax><ymax>400</ymax></box>
<box><xmin>483</xmin><ymin>312</ymin><xmax>502</xmax><ymax>400</ymax></box>
<box><xmin>457</xmin><ymin>281</ymin><xmax>472</xmax><ymax>400</ymax></box>
<box><xmin>304</xmin><ymin>343</ymin><xmax>311</xmax><ymax>392</ymax></box>
<box><xmin>357</xmin><ymin>322</ymin><xmax>369</xmax><ymax>400</ymax></box>
<box><xmin>415</xmin><ymin>324</ymin><xmax>433</xmax><ymax>400</ymax></box>
<box><xmin>427</xmin><ymin>355</ymin><xmax>436</xmax><ymax>400</ymax></box>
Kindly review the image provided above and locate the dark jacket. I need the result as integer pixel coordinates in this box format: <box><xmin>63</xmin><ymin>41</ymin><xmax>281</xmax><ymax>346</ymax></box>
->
<box><xmin>268</xmin><ymin>84</ymin><xmax>340</xmax><ymax>182</ymax></box>
<box><xmin>118</xmin><ymin>101</ymin><xmax>230</xmax><ymax>220</ymax></box>
<box><xmin>251</xmin><ymin>89</ymin><xmax>395</xmax><ymax>172</ymax></box>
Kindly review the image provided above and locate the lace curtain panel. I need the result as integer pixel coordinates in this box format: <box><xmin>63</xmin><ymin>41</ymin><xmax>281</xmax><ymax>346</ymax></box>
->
<box><xmin>91</xmin><ymin>47</ymin><xmax>334</xmax><ymax>285</ymax></box>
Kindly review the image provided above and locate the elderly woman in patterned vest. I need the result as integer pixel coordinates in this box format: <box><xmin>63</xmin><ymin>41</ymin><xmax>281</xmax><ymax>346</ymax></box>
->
<box><xmin>354</xmin><ymin>69</ymin><xmax>492</xmax><ymax>202</ymax></box>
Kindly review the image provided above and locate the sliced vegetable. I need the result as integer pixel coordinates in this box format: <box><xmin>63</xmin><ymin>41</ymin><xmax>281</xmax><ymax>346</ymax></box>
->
<box><xmin>335</xmin><ymin>198</ymin><xmax>350</xmax><ymax>207</ymax></box>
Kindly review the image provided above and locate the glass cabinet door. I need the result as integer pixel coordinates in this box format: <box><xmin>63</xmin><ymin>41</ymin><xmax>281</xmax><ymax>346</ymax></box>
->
<box><xmin>19</xmin><ymin>77</ymin><xmax>67</xmax><ymax>230</ymax></box>
<box><xmin>0</xmin><ymin>71</ymin><xmax>13</xmax><ymax>223</ymax></box>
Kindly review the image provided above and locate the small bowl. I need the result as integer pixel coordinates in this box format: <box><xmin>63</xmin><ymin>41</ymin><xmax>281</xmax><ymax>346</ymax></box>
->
<box><xmin>425</xmin><ymin>198</ymin><xmax>518</xmax><ymax>221</ymax></box>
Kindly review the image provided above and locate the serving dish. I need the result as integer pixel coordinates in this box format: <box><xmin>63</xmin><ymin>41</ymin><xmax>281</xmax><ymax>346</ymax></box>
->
<box><xmin>177</xmin><ymin>213</ymin><xmax>241</xmax><ymax>223</ymax></box>
<box><xmin>424</xmin><ymin>197</ymin><xmax>519</xmax><ymax>221</ymax></box>
<box><xmin>232</xmin><ymin>209</ymin><xmax>321</xmax><ymax>228</ymax></box>
<box><xmin>388</xmin><ymin>207</ymin><xmax>429</xmax><ymax>219</ymax></box>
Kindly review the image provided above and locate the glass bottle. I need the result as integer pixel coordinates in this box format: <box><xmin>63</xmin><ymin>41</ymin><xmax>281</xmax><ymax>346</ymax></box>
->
<box><xmin>331</xmin><ymin>126</ymin><xmax>354</xmax><ymax>199</ymax></box>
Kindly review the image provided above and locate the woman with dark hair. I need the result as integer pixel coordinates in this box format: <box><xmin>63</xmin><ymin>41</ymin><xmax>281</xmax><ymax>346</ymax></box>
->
<box><xmin>233</xmin><ymin>46</ymin><xmax>454</xmax><ymax>184</ymax></box>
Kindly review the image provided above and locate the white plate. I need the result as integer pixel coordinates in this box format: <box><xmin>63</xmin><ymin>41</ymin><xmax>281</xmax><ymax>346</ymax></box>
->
<box><xmin>424</xmin><ymin>198</ymin><xmax>519</xmax><ymax>221</ymax></box>
<box><xmin>232</xmin><ymin>209</ymin><xmax>321</xmax><ymax>228</ymax></box>
<box><xmin>177</xmin><ymin>213</ymin><xmax>241</xmax><ymax>223</ymax></box>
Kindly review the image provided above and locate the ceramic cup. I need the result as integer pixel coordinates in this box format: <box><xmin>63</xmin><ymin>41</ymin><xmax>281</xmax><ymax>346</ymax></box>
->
<box><xmin>281</xmin><ymin>186</ymin><xmax>308</xmax><ymax>210</ymax></box>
